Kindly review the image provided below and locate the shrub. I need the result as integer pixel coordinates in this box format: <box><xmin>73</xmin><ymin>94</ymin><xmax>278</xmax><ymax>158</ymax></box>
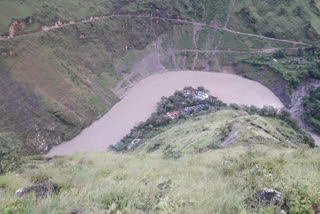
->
<box><xmin>304</xmin><ymin>87</ymin><xmax>320</xmax><ymax>134</ymax></box>
<box><xmin>0</xmin><ymin>133</ymin><xmax>24</xmax><ymax>174</ymax></box>
<box><xmin>100</xmin><ymin>192</ymin><xmax>128</xmax><ymax>212</ymax></box>
<box><xmin>163</xmin><ymin>146</ymin><xmax>183</xmax><ymax>159</ymax></box>
<box><xmin>0</xmin><ymin>197</ymin><xmax>33</xmax><ymax>214</ymax></box>
<box><xmin>29</xmin><ymin>171</ymin><xmax>50</xmax><ymax>184</ymax></box>
<box><xmin>285</xmin><ymin>184</ymin><xmax>320</xmax><ymax>214</ymax></box>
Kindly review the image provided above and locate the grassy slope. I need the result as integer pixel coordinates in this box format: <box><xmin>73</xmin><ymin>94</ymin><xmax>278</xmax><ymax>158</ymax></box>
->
<box><xmin>135</xmin><ymin>110</ymin><xmax>309</xmax><ymax>153</ymax></box>
<box><xmin>0</xmin><ymin>146</ymin><xmax>319</xmax><ymax>213</ymax></box>
<box><xmin>0</xmin><ymin>0</ymin><xmax>227</xmax><ymax>35</ymax></box>
<box><xmin>229</xmin><ymin>0</ymin><xmax>320</xmax><ymax>43</ymax></box>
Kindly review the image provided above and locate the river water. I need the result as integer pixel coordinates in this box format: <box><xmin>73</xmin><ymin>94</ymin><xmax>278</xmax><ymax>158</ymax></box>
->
<box><xmin>47</xmin><ymin>71</ymin><xmax>283</xmax><ymax>155</ymax></box>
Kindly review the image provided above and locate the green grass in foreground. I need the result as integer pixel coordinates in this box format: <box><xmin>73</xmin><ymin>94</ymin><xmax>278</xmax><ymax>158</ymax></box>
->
<box><xmin>0</xmin><ymin>147</ymin><xmax>320</xmax><ymax>213</ymax></box>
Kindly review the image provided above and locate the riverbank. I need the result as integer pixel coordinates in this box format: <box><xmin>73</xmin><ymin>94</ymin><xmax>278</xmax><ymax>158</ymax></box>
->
<box><xmin>47</xmin><ymin>71</ymin><xmax>283</xmax><ymax>156</ymax></box>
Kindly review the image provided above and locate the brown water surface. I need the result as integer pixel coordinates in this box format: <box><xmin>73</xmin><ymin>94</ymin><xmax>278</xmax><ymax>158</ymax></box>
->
<box><xmin>48</xmin><ymin>71</ymin><xmax>283</xmax><ymax>155</ymax></box>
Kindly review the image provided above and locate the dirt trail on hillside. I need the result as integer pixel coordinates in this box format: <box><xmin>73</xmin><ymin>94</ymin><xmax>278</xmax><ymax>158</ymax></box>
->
<box><xmin>176</xmin><ymin>48</ymin><xmax>298</xmax><ymax>54</ymax></box>
<box><xmin>47</xmin><ymin>71</ymin><xmax>283</xmax><ymax>156</ymax></box>
<box><xmin>0</xmin><ymin>13</ymin><xmax>309</xmax><ymax>47</ymax></box>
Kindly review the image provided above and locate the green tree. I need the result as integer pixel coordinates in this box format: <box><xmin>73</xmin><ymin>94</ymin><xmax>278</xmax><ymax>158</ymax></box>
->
<box><xmin>304</xmin><ymin>87</ymin><xmax>320</xmax><ymax>134</ymax></box>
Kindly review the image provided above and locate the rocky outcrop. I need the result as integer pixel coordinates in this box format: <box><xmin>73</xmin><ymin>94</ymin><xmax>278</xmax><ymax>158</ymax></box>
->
<box><xmin>245</xmin><ymin>188</ymin><xmax>288</xmax><ymax>211</ymax></box>
<box><xmin>70</xmin><ymin>208</ymin><xmax>84</xmax><ymax>214</ymax></box>
<box><xmin>16</xmin><ymin>183</ymin><xmax>54</xmax><ymax>199</ymax></box>
<box><xmin>289</xmin><ymin>78</ymin><xmax>320</xmax><ymax>145</ymax></box>
<box><xmin>0</xmin><ymin>187</ymin><xmax>6</xmax><ymax>194</ymax></box>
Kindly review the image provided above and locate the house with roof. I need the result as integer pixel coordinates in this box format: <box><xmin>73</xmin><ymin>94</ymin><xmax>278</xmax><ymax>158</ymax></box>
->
<box><xmin>209</xmin><ymin>95</ymin><xmax>218</xmax><ymax>100</ymax></box>
<box><xmin>195</xmin><ymin>91</ymin><xmax>209</xmax><ymax>100</ymax></box>
<box><xmin>113</xmin><ymin>141</ymin><xmax>125</xmax><ymax>151</ymax></box>
<box><xmin>183</xmin><ymin>88</ymin><xmax>197</xmax><ymax>96</ymax></box>
<box><xmin>128</xmin><ymin>137</ymin><xmax>143</xmax><ymax>150</ymax></box>
<box><xmin>294</xmin><ymin>57</ymin><xmax>301</xmax><ymax>63</ymax></box>
<box><xmin>166</xmin><ymin>110</ymin><xmax>181</xmax><ymax>119</ymax></box>
<box><xmin>181</xmin><ymin>104</ymin><xmax>206</xmax><ymax>115</ymax></box>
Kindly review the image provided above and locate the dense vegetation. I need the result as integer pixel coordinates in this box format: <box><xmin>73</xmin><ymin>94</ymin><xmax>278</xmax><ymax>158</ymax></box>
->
<box><xmin>237</xmin><ymin>47</ymin><xmax>320</xmax><ymax>95</ymax></box>
<box><xmin>304</xmin><ymin>87</ymin><xmax>320</xmax><ymax>133</ymax></box>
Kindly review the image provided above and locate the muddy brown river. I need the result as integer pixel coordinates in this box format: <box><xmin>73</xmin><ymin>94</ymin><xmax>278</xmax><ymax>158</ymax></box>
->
<box><xmin>47</xmin><ymin>71</ymin><xmax>283</xmax><ymax>155</ymax></box>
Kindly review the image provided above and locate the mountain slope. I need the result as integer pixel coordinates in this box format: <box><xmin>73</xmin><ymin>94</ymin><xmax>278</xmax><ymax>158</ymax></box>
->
<box><xmin>1</xmin><ymin>0</ymin><xmax>320</xmax><ymax>154</ymax></box>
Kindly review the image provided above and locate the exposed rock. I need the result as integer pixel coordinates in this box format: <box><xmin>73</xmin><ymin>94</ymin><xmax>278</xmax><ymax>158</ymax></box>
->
<box><xmin>70</xmin><ymin>208</ymin><xmax>83</xmax><ymax>214</ymax></box>
<box><xmin>0</xmin><ymin>187</ymin><xmax>6</xmax><ymax>193</ymax></box>
<box><xmin>272</xmin><ymin>78</ymin><xmax>291</xmax><ymax>107</ymax></box>
<box><xmin>16</xmin><ymin>183</ymin><xmax>54</xmax><ymax>199</ymax></box>
<box><xmin>26</xmin><ymin>165</ymin><xmax>38</xmax><ymax>169</ymax></box>
<box><xmin>313</xmin><ymin>204</ymin><xmax>320</xmax><ymax>214</ymax></box>
<box><xmin>245</xmin><ymin>188</ymin><xmax>288</xmax><ymax>211</ymax></box>
<box><xmin>289</xmin><ymin>78</ymin><xmax>320</xmax><ymax>146</ymax></box>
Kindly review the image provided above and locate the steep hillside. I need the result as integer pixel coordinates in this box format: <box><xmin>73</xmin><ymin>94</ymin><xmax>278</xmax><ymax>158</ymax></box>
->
<box><xmin>1</xmin><ymin>0</ymin><xmax>320</xmax><ymax>154</ymax></box>
<box><xmin>2</xmin><ymin>0</ymin><xmax>320</xmax><ymax>44</ymax></box>
<box><xmin>0</xmin><ymin>16</ymin><xmax>170</xmax><ymax>154</ymax></box>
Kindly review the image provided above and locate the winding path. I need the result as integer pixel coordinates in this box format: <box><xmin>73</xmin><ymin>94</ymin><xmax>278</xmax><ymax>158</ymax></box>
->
<box><xmin>0</xmin><ymin>13</ymin><xmax>310</xmax><ymax>47</ymax></box>
<box><xmin>176</xmin><ymin>48</ymin><xmax>298</xmax><ymax>54</ymax></box>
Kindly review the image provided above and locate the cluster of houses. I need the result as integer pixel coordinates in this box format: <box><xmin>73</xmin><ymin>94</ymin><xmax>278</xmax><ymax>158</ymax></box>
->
<box><xmin>273</xmin><ymin>57</ymin><xmax>303</xmax><ymax>64</ymax></box>
<box><xmin>113</xmin><ymin>136</ymin><xmax>143</xmax><ymax>151</ymax></box>
<box><xmin>113</xmin><ymin>87</ymin><xmax>217</xmax><ymax>151</ymax></box>
<box><xmin>166</xmin><ymin>104</ymin><xmax>207</xmax><ymax>119</ymax></box>
<box><xmin>165</xmin><ymin>88</ymin><xmax>218</xmax><ymax>120</ymax></box>
<box><xmin>183</xmin><ymin>88</ymin><xmax>209</xmax><ymax>100</ymax></box>
<box><xmin>127</xmin><ymin>137</ymin><xmax>143</xmax><ymax>150</ymax></box>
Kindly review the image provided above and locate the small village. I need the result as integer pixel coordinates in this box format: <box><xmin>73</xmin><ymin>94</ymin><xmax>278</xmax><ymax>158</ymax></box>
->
<box><xmin>165</xmin><ymin>87</ymin><xmax>217</xmax><ymax>119</ymax></box>
<box><xmin>114</xmin><ymin>87</ymin><xmax>218</xmax><ymax>151</ymax></box>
